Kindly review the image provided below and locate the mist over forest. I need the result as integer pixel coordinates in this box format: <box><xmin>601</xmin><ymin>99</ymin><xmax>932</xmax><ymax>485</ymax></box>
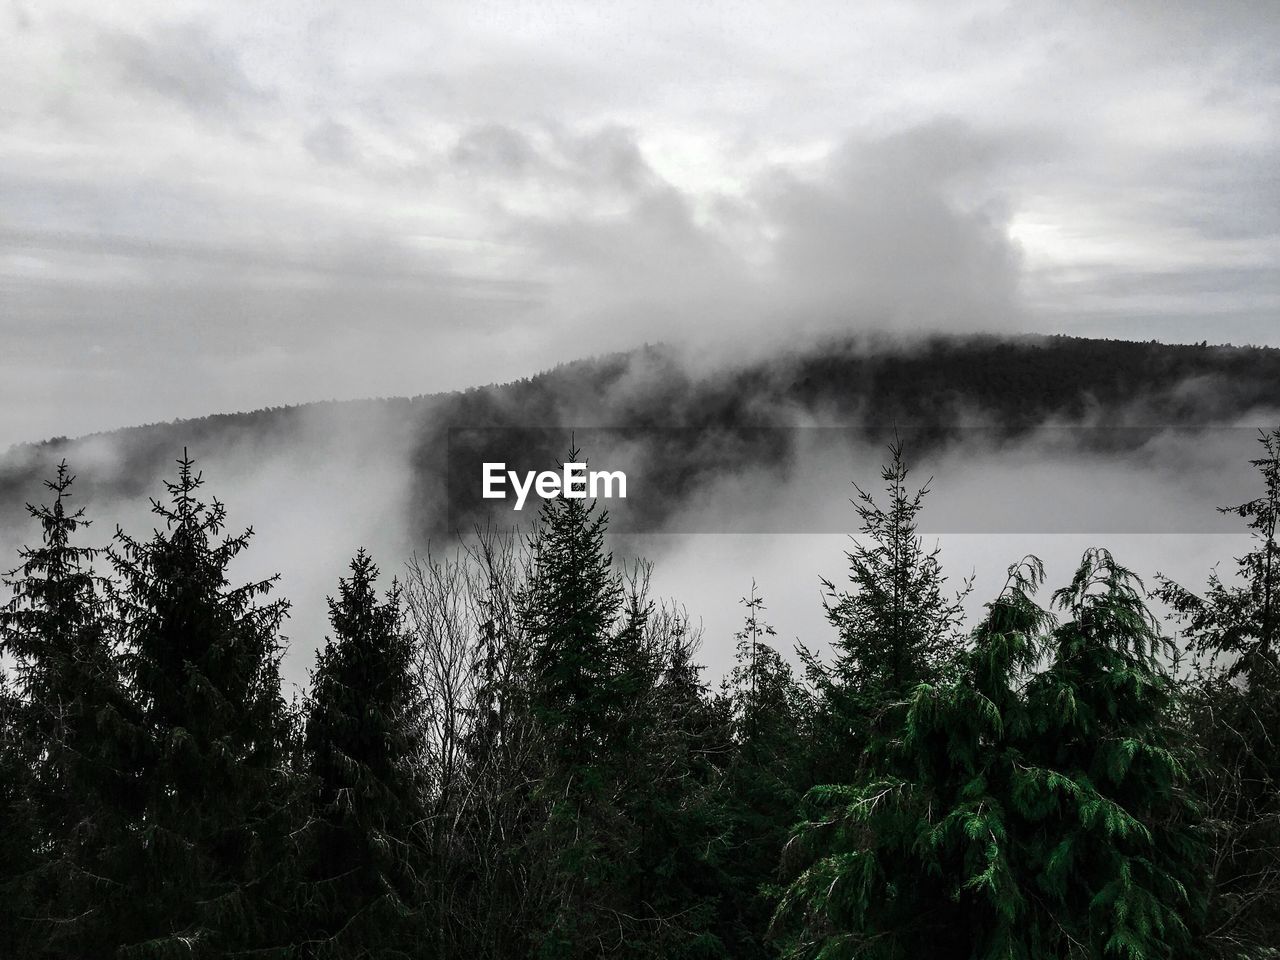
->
<box><xmin>4</xmin><ymin>330</ymin><xmax>1280</xmax><ymax>959</ymax></box>
<box><xmin>8</xmin><ymin>0</ymin><xmax>1280</xmax><ymax>955</ymax></box>
<box><xmin>3</xmin><ymin>333</ymin><xmax>1278</xmax><ymax>682</ymax></box>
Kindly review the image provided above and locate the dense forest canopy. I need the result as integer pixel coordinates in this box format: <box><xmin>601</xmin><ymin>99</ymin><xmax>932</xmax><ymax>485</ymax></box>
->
<box><xmin>1</xmin><ymin>418</ymin><xmax>1279</xmax><ymax>957</ymax></box>
<box><xmin>2</xmin><ymin>335</ymin><xmax>1280</xmax><ymax>957</ymax></box>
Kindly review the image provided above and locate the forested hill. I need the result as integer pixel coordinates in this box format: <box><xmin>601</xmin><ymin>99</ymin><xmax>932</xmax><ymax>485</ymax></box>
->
<box><xmin>4</xmin><ymin>333</ymin><xmax>1280</xmax><ymax>959</ymax></box>
<box><xmin>3</xmin><ymin>333</ymin><xmax>1279</xmax><ymax>540</ymax></box>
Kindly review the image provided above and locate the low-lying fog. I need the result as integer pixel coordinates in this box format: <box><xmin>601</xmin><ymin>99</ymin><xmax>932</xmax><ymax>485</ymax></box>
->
<box><xmin>3</xmin><ymin>403</ymin><xmax>1270</xmax><ymax>696</ymax></box>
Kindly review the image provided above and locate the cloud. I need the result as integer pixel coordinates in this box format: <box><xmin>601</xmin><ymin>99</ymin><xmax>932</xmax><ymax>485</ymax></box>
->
<box><xmin>97</xmin><ymin>19</ymin><xmax>269</xmax><ymax>121</ymax></box>
<box><xmin>0</xmin><ymin>110</ymin><xmax>1031</xmax><ymax>447</ymax></box>
<box><xmin>303</xmin><ymin>118</ymin><xmax>360</xmax><ymax>165</ymax></box>
<box><xmin>478</xmin><ymin>119</ymin><xmax>1025</xmax><ymax>360</ymax></box>
<box><xmin>756</xmin><ymin>121</ymin><xmax>1023</xmax><ymax>334</ymax></box>
<box><xmin>2</xmin><ymin>1</ymin><xmax>1280</xmax><ymax>447</ymax></box>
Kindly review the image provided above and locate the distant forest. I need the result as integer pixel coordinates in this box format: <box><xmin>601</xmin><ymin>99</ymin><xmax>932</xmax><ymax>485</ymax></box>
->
<box><xmin>2</xmin><ymin>415</ymin><xmax>1279</xmax><ymax>958</ymax></box>
<box><xmin>5</xmin><ymin>333</ymin><xmax>1280</xmax><ymax>541</ymax></box>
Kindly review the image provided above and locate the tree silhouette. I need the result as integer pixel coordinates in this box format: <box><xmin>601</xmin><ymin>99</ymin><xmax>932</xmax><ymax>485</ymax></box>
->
<box><xmin>301</xmin><ymin>549</ymin><xmax>429</xmax><ymax>958</ymax></box>
<box><xmin>0</xmin><ymin>462</ymin><xmax>136</xmax><ymax>958</ymax></box>
<box><xmin>1157</xmin><ymin>427</ymin><xmax>1280</xmax><ymax>954</ymax></box>
<box><xmin>108</xmin><ymin>452</ymin><xmax>293</xmax><ymax>958</ymax></box>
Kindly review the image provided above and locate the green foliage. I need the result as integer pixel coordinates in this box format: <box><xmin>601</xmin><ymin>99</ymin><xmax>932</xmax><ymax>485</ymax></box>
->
<box><xmin>821</xmin><ymin>439</ymin><xmax>969</xmax><ymax>691</ymax></box>
<box><xmin>609</xmin><ymin>606</ymin><xmax>732</xmax><ymax>960</ymax></box>
<box><xmin>519</xmin><ymin>447</ymin><xmax>623</xmax><ymax>767</ymax></box>
<box><xmin>1157</xmin><ymin>428</ymin><xmax>1280</xmax><ymax>687</ymax></box>
<box><xmin>775</xmin><ymin>551</ymin><xmax>1206</xmax><ymax>960</ymax></box>
<box><xmin>515</xmin><ymin>449</ymin><xmax>627</xmax><ymax>954</ymax></box>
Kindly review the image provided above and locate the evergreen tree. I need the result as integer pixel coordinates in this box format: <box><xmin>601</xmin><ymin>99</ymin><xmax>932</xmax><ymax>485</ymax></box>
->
<box><xmin>716</xmin><ymin>585</ymin><xmax>809</xmax><ymax>959</ymax></box>
<box><xmin>1159</xmin><ymin>427</ymin><xmax>1280</xmax><ymax>687</ymax></box>
<box><xmin>519</xmin><ymin>446</ymin><xmax>622</xmax><ymax>767</ymax></box>
<box><xmin>0</xmin><ymin>462</ymin><xmax>137</xmax><ymax>958</ymax></box>
<box><xmin>516</xmin><ymin>450</ymin><xmax>728</xmax><ymax>958</ymax></box>
<box><xmin>300</xmin><ymin>549</ymin><xmax>429</xmax><ymax>958</ymax></box>
<box><xmin>1156</xmin><ymin>426</ymin><xmax>1280</xmax><ymax>954</ymax></box>
<box><xmin>804</xmin><ymin>439</ymin><xmax>969</xmax><ymax>781</ymax></box>
<box><xmin>613</xmin><ymin>595</ymin><xmax>729</xmax><ymax>960</ymax></box>
<box><xmin>108</xmin><ymin>452</ymin><xmax>294</xmax><ymax>958</ymax></box>
<box><xmin>723</xmin><ymin>584</ymin><xmax>785</xmax><ymax>743</ymax></box>
<box><xmin>515</xmin><ymin>448</ymin><xmax>625</xmax><ymax>956</ymax></box>
<box><xmin>8</xmin><ymin>413</ymin><xmax>1271</xmax><ymax>960</ymax></box>
<box><xmin>775</xmin><ymin>551</ymin><xmax>1206</xmax><ymax>959</ymax></box>
<box><xmin>1027</xmin><ymin>551</ymin><xmax>1205</xmax><ymax>958</ymax></box>
<box><xmin>0</xmin><ymin>666</ymin><xmax>40</xmax><ymax>958</ymax></box>
<box><xmin>820</xmin><ymin>439</ymin><xmax>968</xmax><ymax>691</ymax></box>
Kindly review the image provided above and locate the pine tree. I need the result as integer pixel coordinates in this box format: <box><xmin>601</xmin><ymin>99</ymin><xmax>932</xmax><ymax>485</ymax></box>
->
<box><xmin>0</xmin><ymin>462</ymin><xmax>137</xmax><ymax>958</ymax></box>
<box><xmin>0</xmin><ymin>666</ymin><xmax>40</xmax><ymax>958</ymax></box>
<box><xmin>300</xmin><ymin>549</ymin><xmax>430</xmax><ymax>958</ymax></box>
<box><xmin>804</xmin><ymin>439</ymin><xmax>969</xmax><ymax>781</ymax></box>
<box><xmin>775</xmin><ymin>551</ymin><xmax>1206</xmax><ymax>959</ymax></box>
<box><xmin>516</xmin><ymin>449</ymin><xmax>628</xmax><ymax>957</ymax></box>
<box><xmin>613</xmin><ymin>594</ymin><xmax>729</xmax><ymax>960</ymax></box>
<box><xmin>1159</xmin><ymin>427</ymin><xmax>1280</xmax><ymax>687</ymax></box>
<box><xmin>108</xmin><ymin>452</ymin><xmax>294</xmax><ymax>958</ymax></box>
<box><xmin>519</xmin><ymin>446</ymin><xmax>622</xmax><ymax>767</ymax></box>
<box><xmin>724</xmin><ymin>584</ymin><xmax>784</xmax><ymax>744</ymax></box>
<box><xmin>821</xmin><ymin>439</ymin><xmax>968</xmax><ymax>690</ymax></box>
<box><xmin>1156</xmin><ymin>426</ymin><xmax>1280</xmax><ymax>954</ymax></box>
<box><xmin>516</xmin><ymin>449</ymin><xmax>729</xmax><ymax>958</ymax></box>
<box><xmin>716</xmin><ymin>585</ymin><xmax>809</xmax><ymax>959</ymax></box>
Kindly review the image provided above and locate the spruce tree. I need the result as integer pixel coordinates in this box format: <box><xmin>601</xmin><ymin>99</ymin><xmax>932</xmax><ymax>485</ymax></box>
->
<box><xmin>716</xmin><ymin>585</ymin><xmax>809</xmax><ymax>959</ymax></box>
<box><xmin>804</xmin><ymin>439</ymin><xmax>968</xmax><ymax>780</ymax></box>
<box><xmin>516</xmin><ymin>448</ymin><xmax>624</xmax><ymax>957</ymax></box>
<box><xmin>614</xmin><ymin>596</ymin><xmax>729</xmax><ymax>960</ymax></box>
<box><xmin>517</xmin><ymin>449</ymin><xmax>729</xmax><ymax>958</ymax></box>
<box><xmin>1158</xmin><ymin>427</ymin><xmax>1280</xmax><ymax>686</ymax></box>
<box><xmin>821</xmin><ymin>439</ymin><xmax>968</xmax><ymax>690</ymax></box>
<box><xmin>519</xmin><ymin>446</ymin><xmax>621</xmax><ymax>767</ymax></box>
<box><xmin>1156</xmin><ymin>426</ymin><xmax>1280</xmax><ymax>953</ymax></box>
<box><xmin>775</xmin><ymin>551</ymin><xmax>1206</xmax><ymax>959</ymax></box>
<box><xmin>108</xmin><ymin>452</ymin><xmax>293</xmax><ymax>958</ymax></box>
<box><xmin>0</xmin><ymin>666</ymin><xmax>39</xmax><ymax>958</ymax></box>
<box><xmin>0</xmin><ymin>462</ymin><xmax>137</xmax><ymax>958</ymax></box>
<box><xmin>300</xmin><ymin>549</ymin><xmax>429</xmax><ymax>958</ymax></box>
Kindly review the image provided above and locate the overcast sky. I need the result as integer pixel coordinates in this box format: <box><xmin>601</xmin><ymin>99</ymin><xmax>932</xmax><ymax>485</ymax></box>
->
<box><xmin>3</xmin><ymin>0</ymin><xmax>1278</xmax><ymax>449</ymax></box>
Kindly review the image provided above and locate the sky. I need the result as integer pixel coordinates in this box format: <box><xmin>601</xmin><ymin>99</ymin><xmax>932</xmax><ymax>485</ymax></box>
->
<box><xmin>2</xmin><ymin>0</ymin><xmax>1279</xmax><ymax>450</ymax></box>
